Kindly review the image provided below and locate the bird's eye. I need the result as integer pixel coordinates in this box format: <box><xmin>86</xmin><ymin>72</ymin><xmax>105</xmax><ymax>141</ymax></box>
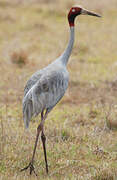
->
<box><xmin>72</xmin><ymin>9</ymin><xmax>75</xmax><ymax>12</ymax></box>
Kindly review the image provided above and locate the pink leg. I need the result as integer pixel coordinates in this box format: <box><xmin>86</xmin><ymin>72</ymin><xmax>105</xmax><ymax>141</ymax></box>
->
<box><xmin>21</xmin><ymin>109</ymin><xmax>48</xmax><ymax>176</ymax></box>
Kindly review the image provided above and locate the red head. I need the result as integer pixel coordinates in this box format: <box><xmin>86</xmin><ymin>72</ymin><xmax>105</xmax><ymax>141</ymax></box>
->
<box><xmin>68</xmin><ymin>5</ymin><xmax>101</xmax><ymax>27</ymax></box>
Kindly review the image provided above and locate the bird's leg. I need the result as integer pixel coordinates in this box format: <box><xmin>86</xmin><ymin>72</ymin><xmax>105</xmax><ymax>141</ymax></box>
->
<box><xmin>21</xmin><ymin>121</ymin><xmax>43</xmax><ymax>176</ymax></box>
<box><xmin>21</xmin><ymin>109</ymin><xmax>49</xmax><ymax>176</ymax></box>
<box><xmin>41</xmin><ymin>129</ymin><xmax>48</xmax><ymax>174</ymax></box>
<box><xmin>41</xmin><ymin>109</ymin><xmax>49</xmax><ymax>174</ymax></box>
<box><xmin>31</xmin><ymin>123</ymin><xmax>43</xmax><ymax>163</ymax></box>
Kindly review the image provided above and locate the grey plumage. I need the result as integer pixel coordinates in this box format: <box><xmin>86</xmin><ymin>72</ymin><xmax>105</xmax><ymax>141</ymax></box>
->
<box><xmin>23</xmin><ymin>24</ymin><xmax>75</xmax><ymax>129</ymax></box>
<box><xmin>22</xmin><ymin>19</ymin><xmax>75</xmax><ymax>128</ymax></box>
<box><xmin>23</xmin><ymin>58</ymin><xmax>69</xmax><ymax>128</ymax></box>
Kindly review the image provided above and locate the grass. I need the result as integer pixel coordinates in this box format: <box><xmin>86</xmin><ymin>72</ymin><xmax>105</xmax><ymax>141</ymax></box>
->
<box><xmin>0</xmin><ymin>0</ymin><xmax>117</xmax><ymax>179</ymax></box>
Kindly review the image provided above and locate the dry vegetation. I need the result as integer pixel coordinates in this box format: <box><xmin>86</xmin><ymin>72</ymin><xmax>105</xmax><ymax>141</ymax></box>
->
<box><xmin>0</xmin><ymin>0</ymin><xmax>117</xmax><ymax>179</ymax></box>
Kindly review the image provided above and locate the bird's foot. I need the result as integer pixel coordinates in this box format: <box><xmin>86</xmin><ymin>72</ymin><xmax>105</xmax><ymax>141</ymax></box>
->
<box><xmin>20</xmin><ymin>162</ymin><xmax>37</xmax><ymax>176</ymax></box>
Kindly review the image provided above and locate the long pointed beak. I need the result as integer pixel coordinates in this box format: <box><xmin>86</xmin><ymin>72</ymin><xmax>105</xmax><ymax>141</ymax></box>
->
<box><xmin>81</xmin><ymin>9</ymin><xmax>101</xmax><ymax>18</ymax></box>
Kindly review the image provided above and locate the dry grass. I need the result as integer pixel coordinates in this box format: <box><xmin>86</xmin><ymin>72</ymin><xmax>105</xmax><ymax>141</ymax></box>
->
<box><xmin>10</xmin><ymin>49</ymin><xmax>29</xmax><ymax>67</ymax></box>
<box><xmin>0</xmin><ymin>0</ymin><xmax>117</xmax><ymax>179</ymax></box>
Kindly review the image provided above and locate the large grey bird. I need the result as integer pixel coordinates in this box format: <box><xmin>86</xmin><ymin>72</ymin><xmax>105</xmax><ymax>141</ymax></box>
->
<box><xmin>21</xmin><ymin>5</ymin><xmax>101</xmax><ymax>175</ymax></box>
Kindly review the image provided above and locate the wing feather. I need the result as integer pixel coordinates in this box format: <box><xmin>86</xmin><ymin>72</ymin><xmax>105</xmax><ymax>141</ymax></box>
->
<box><xmin>23</xmin><ymin>68</ymin><xmax>69</xmax><ymax>128</ymax></box>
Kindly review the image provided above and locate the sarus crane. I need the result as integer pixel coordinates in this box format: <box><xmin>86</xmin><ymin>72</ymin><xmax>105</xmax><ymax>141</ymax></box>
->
<box><xmin>21</xmin><ymin>5</ymin><xmax>101</xmax><ymax>175</ymax></box>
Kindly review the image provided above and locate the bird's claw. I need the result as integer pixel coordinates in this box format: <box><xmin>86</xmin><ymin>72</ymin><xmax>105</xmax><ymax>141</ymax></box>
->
<box><xmin>20</xmin><ymin>162</ymin><xmax>37</xmax><ymax>176</ymax></box>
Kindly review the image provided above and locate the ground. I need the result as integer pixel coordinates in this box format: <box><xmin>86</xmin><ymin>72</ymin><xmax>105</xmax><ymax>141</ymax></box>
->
<box><xmin>0</xmin><ymin>0</ymin><xmax>117</xmax><ymax>179</ymax></box>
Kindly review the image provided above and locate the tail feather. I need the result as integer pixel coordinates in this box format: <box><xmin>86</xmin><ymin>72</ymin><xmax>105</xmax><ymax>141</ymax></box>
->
<box><xmin>23</xmin><ymin>84</ymin><xmax>42</xmax><ymax>128</ymax></box>
<box><xmin>32</xmin><ymin>91</ymin><xmax>42</xmax><ymax>116</ymax></box>
<box><xmin>23</xmin><ymin>97</ymin><xmax>33</xmax><ymax>128</ymax></box>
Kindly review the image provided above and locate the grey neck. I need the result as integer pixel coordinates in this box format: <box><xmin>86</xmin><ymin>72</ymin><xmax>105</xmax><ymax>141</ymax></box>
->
<box><xmin>61</xmin><ymin>26</ymin><xmax>75</xmax><ymax>66</ymax></box>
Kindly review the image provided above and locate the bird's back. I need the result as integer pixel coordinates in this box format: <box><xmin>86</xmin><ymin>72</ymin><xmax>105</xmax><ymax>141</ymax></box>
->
<box><xmin>23</xmin><ymin>62</ymin><xmax>69</xmax><ymax>128</ymax></box>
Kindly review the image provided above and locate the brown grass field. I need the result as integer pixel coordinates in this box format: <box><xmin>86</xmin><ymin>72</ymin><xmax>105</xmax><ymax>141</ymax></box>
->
<box><xmin>0</xmin><ymin>0</ymin><xmax>117</xmax><ymax>179</ymax></box>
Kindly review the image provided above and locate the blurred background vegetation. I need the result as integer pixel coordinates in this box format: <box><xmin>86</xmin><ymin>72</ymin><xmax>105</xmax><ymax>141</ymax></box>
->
<box><xmin>0</xmin><ymin>0</ymin><xmax>117</xmax><ymax>179</ymax></box>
